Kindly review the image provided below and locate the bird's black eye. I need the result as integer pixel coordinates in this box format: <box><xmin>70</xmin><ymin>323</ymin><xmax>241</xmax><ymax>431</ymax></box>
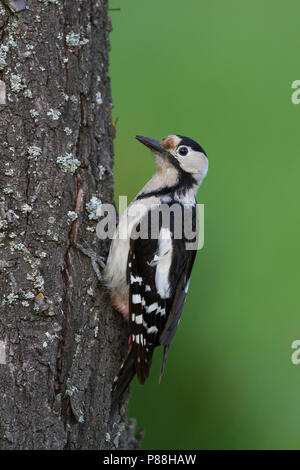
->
<box><xmin>178</xmin><ymin>146</ymin><xmax>189</xmax><ymax>156</ymax></box>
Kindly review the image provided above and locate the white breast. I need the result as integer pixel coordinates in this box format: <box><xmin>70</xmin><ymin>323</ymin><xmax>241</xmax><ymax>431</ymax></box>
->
<box><xmin>104</xmin><ymin>195</ymin><xmax>158</xmax><ymax>300</ymax></box>
<box><xmin>155</xmin><ymin>227</ymin><xmax>173</xmax><ymax>299</ymax></box>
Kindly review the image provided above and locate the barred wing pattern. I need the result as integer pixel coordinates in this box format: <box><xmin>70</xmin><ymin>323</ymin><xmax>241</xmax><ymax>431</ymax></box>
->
<box><xmin>128</xmin><ymin>203</ymin><xmax>198</xmax><ymax>384</ymax></box>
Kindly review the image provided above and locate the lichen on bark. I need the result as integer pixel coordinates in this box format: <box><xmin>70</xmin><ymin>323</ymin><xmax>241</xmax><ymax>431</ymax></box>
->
<box><xmin>0</xmin><ymin>0</ymin><xmax>139</xmax><ymax>450</ymax></box>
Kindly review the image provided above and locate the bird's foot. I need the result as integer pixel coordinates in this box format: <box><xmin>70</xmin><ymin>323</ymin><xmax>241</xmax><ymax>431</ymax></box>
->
<box><xmin>73</xmin><ymin>242</ymin><xmax>106</xmax><ymax>281</ymax></box>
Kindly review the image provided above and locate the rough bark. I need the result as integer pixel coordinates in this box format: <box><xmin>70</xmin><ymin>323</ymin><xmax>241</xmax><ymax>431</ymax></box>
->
<box><xmin>0</xmin><ymin>0</ymin><xmax>139</xmax><ymax>450</ymax></box>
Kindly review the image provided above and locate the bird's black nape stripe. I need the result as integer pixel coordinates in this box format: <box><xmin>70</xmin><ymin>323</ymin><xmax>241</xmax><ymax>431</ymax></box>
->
<box><xmin>137</xmin><ymin>152</ymin><xmax>196</xmax><ymax>200</ymax></box>
<box><xmin>137</xmin><ymin>184</ymin><xmax>180</xmax><ymax>200</ymax></box>
<box><xmin>136</xmin><ymin>176</ymin><xmax>195</xmax><ymax>200</ymax></box>
<box><xmin>177</xmin><ymin>135</ymin><xmax>207</xmax><ymax>156</ymax></box>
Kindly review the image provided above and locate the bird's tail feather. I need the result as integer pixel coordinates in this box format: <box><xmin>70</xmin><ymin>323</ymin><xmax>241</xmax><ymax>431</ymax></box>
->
<box><xmin>110</xmin><ymin>348</ymin><xmax>136</xmax><ymax>416</ymax></box>
<box><xmin>159</xmin><ymin>345</ymin><xmax>170</xmax><ymax>383</ymax></box>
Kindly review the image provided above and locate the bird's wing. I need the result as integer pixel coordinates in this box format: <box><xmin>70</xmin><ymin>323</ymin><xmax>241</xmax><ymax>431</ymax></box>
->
<box><xmin>128</xmin><ymin>232</ymin><xmax>163</xmax><ymax>384</ymax></box>
<box><xmin>158</xmin><ymin>242</ymin><xmax>197</xmax><ymax>380</ymax></box>
<box><xmin>159</xmin><ymin>242</ymin><xmax>197</xmax><ymax>346</ymax></box>
<box><xmin>128</xmin><ymin>203</ymin><xmax>198</xmax><ymax>384</ymax></box>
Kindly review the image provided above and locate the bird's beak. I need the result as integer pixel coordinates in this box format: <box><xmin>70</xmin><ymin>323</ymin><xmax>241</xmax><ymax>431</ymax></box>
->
<box><xmin>136</xmin><ymin>135</ymin><xmax>165</xmax><ymax>154</ymax></box>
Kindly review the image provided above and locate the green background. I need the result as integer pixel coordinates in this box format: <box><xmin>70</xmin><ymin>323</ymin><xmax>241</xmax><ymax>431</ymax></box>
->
<box><xmin>108</xmin><ymin>0</ymin><xmax>300</xmax><ymax>449</ymax></box>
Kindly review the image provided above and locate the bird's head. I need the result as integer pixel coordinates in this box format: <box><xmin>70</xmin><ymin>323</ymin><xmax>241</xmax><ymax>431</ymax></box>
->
<box><xmin>136</xmin><ymin>134</ymin><xmax>208</xmax><ymax>186</ymax></box>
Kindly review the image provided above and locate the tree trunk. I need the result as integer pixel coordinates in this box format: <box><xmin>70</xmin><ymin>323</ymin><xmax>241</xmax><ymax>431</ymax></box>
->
<box><xmin>0</xmin><ymin>0</ymin><xmax>138</xmax><ymax>450</ymax></box>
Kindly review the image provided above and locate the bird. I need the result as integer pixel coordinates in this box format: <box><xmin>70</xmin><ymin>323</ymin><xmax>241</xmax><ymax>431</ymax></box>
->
<box><xmin>104</xmin><ymin>134</ymin><xmax>208</xmax><ymax>409</ymax></box>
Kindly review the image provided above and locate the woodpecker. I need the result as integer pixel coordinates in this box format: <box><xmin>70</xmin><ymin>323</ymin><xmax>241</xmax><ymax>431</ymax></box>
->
<box><xmin>104</xmin><ymin>134</ymin><xmax>208</xmax><ymax>407</ymax></box>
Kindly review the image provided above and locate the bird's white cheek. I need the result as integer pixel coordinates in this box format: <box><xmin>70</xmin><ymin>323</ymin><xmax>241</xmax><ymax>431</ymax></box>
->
<box><xmin>198</xmin><ymin>159</ymin><xmax>208</xmax><ymax>181</ymax></box>
<box><xmin>178</xmin><ymin>154</ymin><xmax>206</xmax><ymax>174</ymax></box>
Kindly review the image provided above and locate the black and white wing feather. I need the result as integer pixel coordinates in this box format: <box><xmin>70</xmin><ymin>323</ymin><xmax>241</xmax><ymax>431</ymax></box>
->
<box><xmin>128</xmin><ymin>203</ymin><xmax>198</xmax><ymax>384</ymax></box>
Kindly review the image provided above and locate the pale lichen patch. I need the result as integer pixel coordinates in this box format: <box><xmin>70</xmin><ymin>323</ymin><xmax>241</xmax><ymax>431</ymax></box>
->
<box><xmin>47</xmin><ymin>108</ymin><xmax>61</xmax><ymax>120</ymax></box>
<box><xmin>9</xmin><ymin>241</ymin><xmax>25</xmax><ymax>253</ymax></box>
<box><xmin>75</xmin><ymin>334</ymin><xmax>81</xmax><ymax>343</ymax></box>
<box><xmin>3</xmin><ymin>187</ymin><xmax>13</xmax><ymax>195</ymax></box>
<box><xmin>10</xmin><ymin>74</ymin><xmax>25</xmax><ymax>93</ymax></box>
<box><xmin>24</xmin><ymin>89</ymin><xmax>33</xmax><ymax>99</ymax></box>
<box><xmin>87</xmin><ymin>287</ymin><xmax>94</xmax><ymax>296</ymax></box>
<box><xmin>0</xmin><ymin>80</ymin><xmax>6</xmax><ymax>104</ymax></box>
<box><xmin>5</xmin><ymin>292</ymin><xmax>19</xmax><ymax>305</ymax></box>
<box><xmin>0</xmin><ymin>218</ymin><xmax>8</xmax><ymax>230</ymax></box>
<box><xmin>65</xmin><ymin>379</ymin><xmax>78</xmax><ymax>397</ymax></box>
<box><xmin>66</xmin><ymin>31</ymin><xmax>89</xmax><ymax>48</ymax></box>
<box><xmin>21</xmin><ymin>204</ymin><xmax>32</xmax><ymax>213</ymax></box>
<box><xmin>23</xmin><ymin>291</ymin><xmax>35</xmax><ymax>300</ymax></box>
<box><xmin>98</xmin><ymin>165</ymin><xmax>105</xmax><ymax>180</ymax></box>
<box><xmin>96</xmin><ymin>91</ymin><xmax>102</xmax><ymax>105</ymax></box>
<box><xmin>45</xmin><ymin>331</ymin><xmax>58</xmax><ymax>342</ymax></box>
<box><xmin>67</xmin><ymin>211</ymin><xmax>78</xmax><ymax>223</ymax></box>
<box><xmin>37</xmin><ymin>0</ymin><xmax>59</xmax><ymax>4</ymax></box>
<box><xmin>28</xmin><ymin>146</ymin><xmax>42</xmax><ymax>159</ymax></box>
<box><xmin>26</xmin><ymin>271</ymin><xmax>45</xmax><ymax>291</ymax></box>
<box><xmin>46</xmin><ymin>229</ymin><xmax>59</xmax><ymax>241</ymax></box>
<box><xmin>7</xmin><ymin>210</ymin><xmax>19</xmax><ymax>221</ymax></box>
<box><xmin>70</xmin><ymin>95</ymin><xmax>78</xmax><ymax>104</ymax></box>
<box><xmin>56</xmin><ymin>153</ymin><xmax>81</xmax><ymax>174</ymax></box>
<box><xmin>24</xmin><ymin>44</ymin><xmax>34</xmax><ymax>58</ymax></box>
<box><xmin>0</xmin><ymin>341</ymin><xmax>5</xmax><ymax>364</ymax></box>
<box><xmin>29</xmin><ymin>109</ymin><xmax>39</xmax><ymax>119</ymax></box>
<box><xmin>0</xmin><ymin>46</ymin><xmax>8</xmax><ymax>70</ymax></box>
<box><xmin>86</xmin><ymin>196</ymin><xmax>102</xmax><ymax>220</ymax></box>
